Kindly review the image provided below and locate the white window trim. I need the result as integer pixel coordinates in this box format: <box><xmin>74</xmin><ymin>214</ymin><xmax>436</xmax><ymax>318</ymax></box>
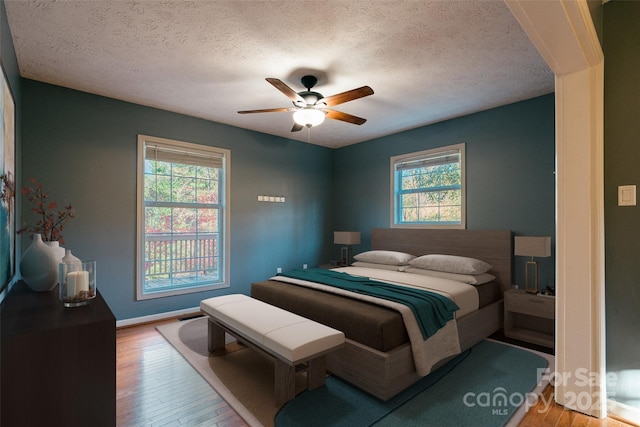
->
<box><xmin>136</xmin><ymin>134</ymin><xmax>230</xmax><ymax>300</ymax></box>
<box><xmin>390</xmin><ymin>143</ymin><xmax>466</xmax><ymax>229</ymax></box>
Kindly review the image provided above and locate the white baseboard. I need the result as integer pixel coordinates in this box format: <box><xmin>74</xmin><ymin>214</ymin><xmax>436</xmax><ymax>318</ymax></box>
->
<box><xmin>608</xmin><ymin>400</ymin><xmax>640</xmax><ymax>426</ymax></box>
<box><xmin>116</xmin><ymin>306</ymin><xmax>201</xmax><ymax>328</ymax></box>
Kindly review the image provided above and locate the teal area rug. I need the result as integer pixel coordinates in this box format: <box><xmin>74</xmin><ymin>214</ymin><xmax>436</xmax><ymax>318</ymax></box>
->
<box><xmin>276</xmin><ymin>340</ymin><xmax>551</xmax><ymax>427</ymax></box>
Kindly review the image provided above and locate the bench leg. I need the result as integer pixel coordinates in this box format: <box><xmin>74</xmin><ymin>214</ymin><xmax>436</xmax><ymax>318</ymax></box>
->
<box><xmin>307</xmin><ymin>356</ymin><xmax>327</xmax><ymax>390</ymax></box>
<box><xmin>274</xmin><ymin>359</ymin><xmax>295</xmax><ymax>407</ymax></box>
<box><xmin>207</xmin><ymin>318</ymin><xmax>226</xmax><ymax>353</ymax></box>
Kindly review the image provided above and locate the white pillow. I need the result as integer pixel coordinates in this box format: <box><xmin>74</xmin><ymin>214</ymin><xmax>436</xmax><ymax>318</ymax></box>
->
<box><xmin>405</xmin><ymin>267</ymin><xmax>496</xmax><ymax>285</ymax></box>
<box><xmin>351</xmin><ymin>261</ymin><xmax>409</xmax><ymax>271</ymax></box>
<box><xmin>353</xmin><ymin>250</ymin><xmax>416</xmax><ymax>266</ymax></box>
<box><xmin>409</xmin><ymin>254</ymin><xmax>492</xmax><ymax>275</ymax></box>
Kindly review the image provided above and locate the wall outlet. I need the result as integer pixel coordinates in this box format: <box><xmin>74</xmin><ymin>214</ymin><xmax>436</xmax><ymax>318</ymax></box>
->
<box><xmin>303</xmin><ymin>264</ymin><xmax>307</xmax><ymax>269</ymax></box>
<box><xmin>276</xmin><ymin>267</ymin><xmax>282</xmax><ymax>273</ymax></box>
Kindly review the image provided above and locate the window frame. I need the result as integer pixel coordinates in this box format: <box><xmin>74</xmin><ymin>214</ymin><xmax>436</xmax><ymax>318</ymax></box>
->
<box><xmin>390</xmin><ymin>143</ymin><xmax>466</xmax><ymax>229</ymax></box>
<box><xmin>136</xmin><ymin>134</ymin><xmax>230</xmax><ymax>300</ymax></box>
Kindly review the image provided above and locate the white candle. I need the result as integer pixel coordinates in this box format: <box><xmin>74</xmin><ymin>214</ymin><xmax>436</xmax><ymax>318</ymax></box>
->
<box><xmin>67</xmin><ymin>271</ymin><xmax>89</xmax><ymax>297</ymax></box>
<box><xmin>66</xmin><ymin>272</ymin><xmax>77</xmax><ymax>298</ymax></box>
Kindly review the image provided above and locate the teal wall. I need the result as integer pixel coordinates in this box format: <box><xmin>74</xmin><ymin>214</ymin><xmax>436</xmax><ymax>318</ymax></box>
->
<box><xmin>21</xmin><ymin>80</ymin><xmax>334</xmax><ymax>320</ymax></box>
<box><xmin>20</xmin><ymin>81</ymin><xmax>556</xmax><ymax>320</ymax></box>
<box><xmin>0</xmin><ymin>0</ymin><xmax>19</xmax><ymax>114</ymax></box>
<box><xmin>603</xmin><ymin>0</ymin><xmax>640</xmax><ymax>397</ymax></box>
<box><xmin>333</xmin><ymin>94</ymin><xmax>556</xmax><ymax>289</ymax></box>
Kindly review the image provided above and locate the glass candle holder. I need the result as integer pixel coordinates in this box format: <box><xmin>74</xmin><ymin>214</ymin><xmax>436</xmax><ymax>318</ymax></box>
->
<box><xmin>59</xmin><ymin>261</ymin><xmax>97</xmax><ymax>307</ymax></box>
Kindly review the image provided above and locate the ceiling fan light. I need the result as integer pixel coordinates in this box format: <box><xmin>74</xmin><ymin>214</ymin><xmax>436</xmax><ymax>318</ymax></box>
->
<box><xmin>293</xmin><ymin>108</ymin><xmax>326</xmax><ymax>127</ymax></box>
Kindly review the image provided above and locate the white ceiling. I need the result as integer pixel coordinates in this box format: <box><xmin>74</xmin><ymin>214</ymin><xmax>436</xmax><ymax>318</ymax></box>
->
<box><xmin>5</xmin><ymin>0</ymin><xmax>553</xmax><ymax>149</ymax></box>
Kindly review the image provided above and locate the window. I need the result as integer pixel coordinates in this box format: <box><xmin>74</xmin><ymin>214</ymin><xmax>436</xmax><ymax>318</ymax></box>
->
<box><xmin>390</xmin><ymin>143</ymin><xmax>465</xmax><ymax>228</ymax></box>
<box><xmin>136</xmin><ymin>135</ymin><xmax>230</xmax><ymax>300</ymax></box>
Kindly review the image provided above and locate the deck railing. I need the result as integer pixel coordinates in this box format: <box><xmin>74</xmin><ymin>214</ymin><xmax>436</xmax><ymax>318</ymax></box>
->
<box><xmin>144</xmin><ymin>232</ymin><xmax>219</xmax><ymax>290</ymax></box>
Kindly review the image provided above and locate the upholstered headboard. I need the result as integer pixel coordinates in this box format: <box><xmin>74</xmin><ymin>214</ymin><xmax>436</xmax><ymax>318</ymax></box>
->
<box><xmin>371</xmin><ymin>228</ymin><xmax>513</xmax><ymax>293</ymax></box>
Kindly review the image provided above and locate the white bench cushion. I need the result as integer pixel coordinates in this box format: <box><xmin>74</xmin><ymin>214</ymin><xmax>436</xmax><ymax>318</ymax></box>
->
<box><xmin>200</xmin><ymin>294</ymin><xmax>345</xmax><ymax>363</ymax></box>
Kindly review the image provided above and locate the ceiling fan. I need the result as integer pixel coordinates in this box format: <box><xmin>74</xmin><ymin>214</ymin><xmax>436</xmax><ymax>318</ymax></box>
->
<box><xmin>238</xmin><ymin>75</ymin><xmax>374</xmax><ymax>132</ymax></box>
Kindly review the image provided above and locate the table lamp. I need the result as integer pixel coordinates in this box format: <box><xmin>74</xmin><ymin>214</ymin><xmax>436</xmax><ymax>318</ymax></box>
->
<box><xmin>334</xmin><ymin>231</ymin><xmax>361</xmax><ymax>266</ymax></box>
<box><xmin>514</xmin><ymin>236</ymin><xmax>551</xmax><ymax>294</ymax></box>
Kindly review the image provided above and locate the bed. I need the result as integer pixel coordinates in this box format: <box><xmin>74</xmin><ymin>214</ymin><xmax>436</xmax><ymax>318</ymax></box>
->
<box><xmin>251</xmin><ymin>228</ymin><xmax>512</xmax><ymax>400</ymax></box>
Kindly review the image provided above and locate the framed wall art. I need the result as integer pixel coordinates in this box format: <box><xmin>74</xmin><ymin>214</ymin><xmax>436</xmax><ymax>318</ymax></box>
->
<box><xmin>1</xmin><ymin>61</ymin><xmax>16</xmax><ymax>293</ymax></box>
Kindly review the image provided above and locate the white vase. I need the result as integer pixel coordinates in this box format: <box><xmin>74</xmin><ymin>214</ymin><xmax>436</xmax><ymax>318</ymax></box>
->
<box><xmin>45</xmin><ymin>240</ymin><xmax>65</xmax><ymax>264</ymax></box>
<box><xmin>20</xmin><ymin>234</ymin><xmax>60</xmax><ymax>292</ymax></box>
<box><xmin>59</xmin><ymin>249</ymin><xmax>82</xmax><ymax>283</ymax></box>
<box><xmin>61</xmin><ymin>249</ymin><xmax>82</xmax><ymax>269</ymax></box>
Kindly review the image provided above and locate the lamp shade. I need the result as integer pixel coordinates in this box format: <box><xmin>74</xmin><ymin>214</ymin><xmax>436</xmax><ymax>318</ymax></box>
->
<box><xmin>293</xmin><ymin>108</ymin><xmax>325</xmax><ymax>127</ymax></box>
<box><xmin>333</xmin><ymin>231</ymin><xmax>361</xmax><ymax>245</ymax></box>
<box><xmin>514</xmin><ymin>236</ymin><xmax>551</xmax><ymax>257</ymax></box>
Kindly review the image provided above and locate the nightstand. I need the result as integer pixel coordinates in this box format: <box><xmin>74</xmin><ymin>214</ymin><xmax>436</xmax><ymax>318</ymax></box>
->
<box><xmin>504</xmin><ymin>288</ymin><xmax>555</xmax><ymax>349</ymax></box>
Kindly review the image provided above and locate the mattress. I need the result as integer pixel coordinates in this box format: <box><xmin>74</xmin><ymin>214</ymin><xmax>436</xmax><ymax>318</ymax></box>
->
<box><xmin>251</xmin><ymin>267</ymin><xmax>502</xmax><ymax>353</ymax></box>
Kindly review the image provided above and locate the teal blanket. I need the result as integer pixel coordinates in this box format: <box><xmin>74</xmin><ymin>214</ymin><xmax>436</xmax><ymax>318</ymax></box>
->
<box><xmin>277</xmin><ymin>268</ymin><xmax>459</xmax><ymax>340</ymax></box>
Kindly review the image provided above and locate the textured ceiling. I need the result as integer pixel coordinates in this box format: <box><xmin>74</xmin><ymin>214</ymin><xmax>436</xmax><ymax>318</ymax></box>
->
<box><xmin>5</xmin><ymin>0</ymin><xmax>553</xmax><ymax>148</ymax></box>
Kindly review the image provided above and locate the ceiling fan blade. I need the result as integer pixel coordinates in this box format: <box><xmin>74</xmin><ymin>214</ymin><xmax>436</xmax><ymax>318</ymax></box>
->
<box><xmin>320</xmin><ymin>86</ymin><xmax>374</xmax><ymax>107</ymax></box>
<box><xmin>291</xmin><ymin>123</ymin><xmax>304</xmax><ymax>132</ymax></box>
<box><xmin>325</xmin><ymin>109</ymin><xmax>367</xmax><ymax>125</ymax></box>
<box><xmin>237</xmin><ymin>107</ymin><xmax>293</xmax><ymax>114</ymax></box>
<box><xmin>266</xmin><ymin>78</ymin><xmax>306</xmax><ymax>105</ymax></box>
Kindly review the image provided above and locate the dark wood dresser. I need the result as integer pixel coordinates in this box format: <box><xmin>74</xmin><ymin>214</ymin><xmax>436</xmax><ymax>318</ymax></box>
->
<box><xmin>1</xmin><ymin>281</ymin><xmax>116</xmax><ymax>426</ymax></box>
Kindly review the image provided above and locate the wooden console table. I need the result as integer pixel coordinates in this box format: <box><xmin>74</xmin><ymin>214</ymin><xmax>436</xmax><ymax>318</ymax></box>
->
<box><xmin>1</xmin><ymin>281</ymin><xmax>116</xmax><ymax>427</ymax></box>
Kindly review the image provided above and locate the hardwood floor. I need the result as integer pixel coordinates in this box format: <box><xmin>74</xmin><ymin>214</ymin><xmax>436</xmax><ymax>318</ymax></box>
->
<box><xmin>116</xmin><ymin>319</ymin><xmax>248</xmax><ymax>426</ymax></box>
<box><xmin>519</xmin><ymin>383</ymin><xmax>636</xmax><ymax>427</ymax></box>
<box><xmin>116</xmin><ymin>320</ymin><xmax>637</xmax><ymax>427</ymax></box>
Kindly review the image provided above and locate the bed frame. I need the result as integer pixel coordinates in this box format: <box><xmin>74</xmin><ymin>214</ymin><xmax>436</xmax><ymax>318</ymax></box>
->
<box><xmin>324</xmin><ymin>228</ymin><xmax>513</xmax><ymax>400</ymax></box>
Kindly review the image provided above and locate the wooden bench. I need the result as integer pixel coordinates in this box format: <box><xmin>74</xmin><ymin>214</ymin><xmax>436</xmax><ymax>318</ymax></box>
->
<box><xmin>200</xmin><ymin>294</ymin><xmax>345</xmax><ymax>406</ymax></box>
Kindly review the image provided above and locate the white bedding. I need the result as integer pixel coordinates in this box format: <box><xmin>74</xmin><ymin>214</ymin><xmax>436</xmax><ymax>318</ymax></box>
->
<box><xmin>333</xmin><ymin>266</ymin><xmax>480</xmax><ymax>318</ymax></box>
<box><xmin>270</xmin><ymin>266</ymin><xmax>481</xmax><ymax>375</ymax></box>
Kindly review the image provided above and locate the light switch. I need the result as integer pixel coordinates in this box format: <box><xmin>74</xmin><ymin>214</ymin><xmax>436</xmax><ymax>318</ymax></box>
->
<box><xmin>618</xmin><ymin>185</ymin><xmax>636</xmax><ymax>206</ymax></box>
